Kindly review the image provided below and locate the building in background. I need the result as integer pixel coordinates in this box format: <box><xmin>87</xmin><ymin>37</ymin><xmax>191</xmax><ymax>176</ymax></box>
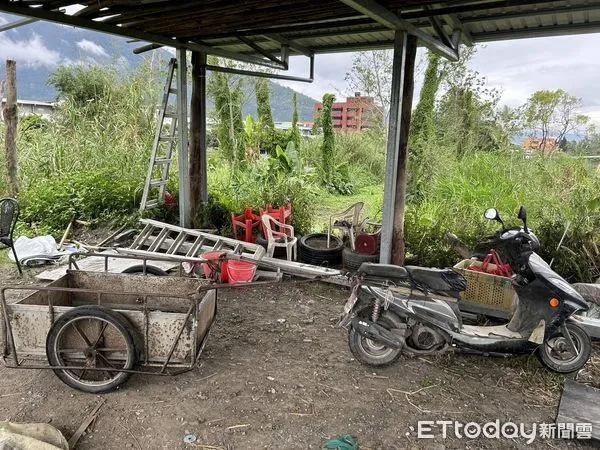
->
<box><xmin>274</xmin><ymin>121</ymin><xmax>314</xmax><ymax>136</ymax></box>
<box><xmin>313</xmin><ymin>92</ymin><xmax>380</xmax><ymax>132</ymax></box>
<box><xmin>0</xmin><ymin>98</ymin><xmax>55</xmax><ymax>119</ymax></box>
<box><xmin>523</xmin><ymin>137</ymin><xmax>560</xmax><ymax>155</ymax></box>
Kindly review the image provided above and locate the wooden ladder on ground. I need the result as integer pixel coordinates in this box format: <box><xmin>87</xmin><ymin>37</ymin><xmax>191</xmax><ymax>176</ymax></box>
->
<box><xmin>139</xmin><ymin>58</ymin><xmax>179</xmax><ymax>211</ymax></box>
<box><xmin>128</xmin><ymin>219</ymin><xmax>266</xmax><ymax>259</ymax></box>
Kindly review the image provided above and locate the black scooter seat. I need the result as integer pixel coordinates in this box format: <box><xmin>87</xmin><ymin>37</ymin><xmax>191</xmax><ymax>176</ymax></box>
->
<box><xmin>357</xmin><ymin>263</ymin><xmax>409</xmax><ymax>281</ymax></box>
<box><xmin>405</xmin><ymin>266</ymin><xmax>467</xmax><ymax>295</ymax></box>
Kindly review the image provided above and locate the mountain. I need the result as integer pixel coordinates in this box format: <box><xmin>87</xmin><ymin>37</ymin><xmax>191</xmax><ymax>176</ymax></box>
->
<box><xmin>0</xmin><ymin>13</ymin><xmax>317</xmax><ymax>121</ymax></box>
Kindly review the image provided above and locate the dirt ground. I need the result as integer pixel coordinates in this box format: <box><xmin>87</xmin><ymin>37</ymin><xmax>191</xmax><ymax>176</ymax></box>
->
<box><xmin>0</xmin><ymin>258</ymin><xmax>599</xmax><ymax>450</ymax></box>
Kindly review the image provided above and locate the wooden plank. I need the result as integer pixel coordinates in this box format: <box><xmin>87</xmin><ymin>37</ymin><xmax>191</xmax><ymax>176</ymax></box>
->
<box><xmin>557</xmin><ymin>380</ymin><xmax>600</xmax><ymax>440</ymax></box>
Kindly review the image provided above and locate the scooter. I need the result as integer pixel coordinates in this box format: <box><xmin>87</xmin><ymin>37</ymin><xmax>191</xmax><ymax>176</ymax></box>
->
<box><xmin>446</xmin><ymin>217</ymin><xmax>600</xmax><ymax>337</ymax></box>
<box><xmin>337</xmin><ymin>206</ymin><xmax>592</xmax><ymax>373</ymax></box>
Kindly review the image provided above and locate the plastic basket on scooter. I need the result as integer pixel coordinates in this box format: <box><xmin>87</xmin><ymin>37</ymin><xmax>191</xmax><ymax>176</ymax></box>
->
<box><xmin>454</xmin><ymin>259</ymin><xmax>517</xmax><ymax>313</ymax></box>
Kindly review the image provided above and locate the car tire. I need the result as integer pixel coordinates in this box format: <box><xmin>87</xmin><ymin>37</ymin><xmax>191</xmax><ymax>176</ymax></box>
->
<box><xmin>342</xmin><ymin>247</ymin><xmax>379</xmax><ymax>271</ymax></box>
<box><xmin>298</xmin><ymin>233</ymin><xmax>343</xmax><ymax>265</ymax></box>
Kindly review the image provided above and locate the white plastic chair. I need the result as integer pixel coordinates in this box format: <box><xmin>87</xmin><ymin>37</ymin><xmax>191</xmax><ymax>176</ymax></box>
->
<box><xmin>261</xmin><ymin>214</ymin><xmax>297</xmax><ymax>261</ymax></box>
<box><xmin>327</xmin><ymin>202</ymin><xmax>364</xmax><ymax>250</ymax></box>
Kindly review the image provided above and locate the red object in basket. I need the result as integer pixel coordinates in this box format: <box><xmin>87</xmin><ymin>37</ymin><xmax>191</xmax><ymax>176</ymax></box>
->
<box><xmin>468</xmin><ymin>249</ymin><xmax>513</xmax><ymax>277</ymax></box>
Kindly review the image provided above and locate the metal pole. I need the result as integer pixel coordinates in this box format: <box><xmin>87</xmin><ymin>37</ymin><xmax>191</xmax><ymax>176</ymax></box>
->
<box><xmin>379</xmin><ymin>31</ymin><xmax>407</xmax><ymax>264</ymax></box>
<box><xmin>198</xmin><ymin>54</ymin><xmax>208</xmax><ymax>204</ymax></box>
<box><xmin>391</xmin><ymin>35</ymin><xmax>417</xmax><ymax>266</ymax></box>
<box><xmin>176</xmin><ymin>48</ymin><xmax>191</xmax><ymax>228</ymax></box>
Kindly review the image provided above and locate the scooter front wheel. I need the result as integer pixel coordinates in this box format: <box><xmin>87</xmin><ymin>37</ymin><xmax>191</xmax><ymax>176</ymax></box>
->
<box><xmin>538</xmin><ymin>323</ymin><xmax>591</xmax><ymax>373</ymax></box>
<box><xmin>348</xmin><ymin>310</ymin><xmax>403</xmax><ymax>367</ymax></box>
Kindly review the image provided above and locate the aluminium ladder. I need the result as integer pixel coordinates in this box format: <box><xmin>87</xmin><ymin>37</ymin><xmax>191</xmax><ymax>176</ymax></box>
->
<box><xmin>139</xmin><ymin>58</ymin><xmax>179</xmax><ymax>211</ymax></box>
<box><xmin>128</xmin><ymin>219</ymin><xmax>267</xmax><ymax>260</ymax></box>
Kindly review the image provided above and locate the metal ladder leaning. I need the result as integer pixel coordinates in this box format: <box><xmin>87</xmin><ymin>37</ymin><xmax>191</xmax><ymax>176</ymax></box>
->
<box><xmin>139</xmin><ymin>58</ymin><xmax>179</xmax><ymax>211</ymax></box>
<box><xmin>128</xmin><ymin>219</ymin><xmax>266</xmax><ymax>259</ymax></box>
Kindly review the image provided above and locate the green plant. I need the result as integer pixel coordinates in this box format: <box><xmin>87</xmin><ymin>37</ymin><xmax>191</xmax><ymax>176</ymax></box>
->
<box><xmin>320</xmin><ymin>93</ymin><xmax>335</xmax><ymax>182</ymax></box>
<box><xmin>18</xmin><ymin>169</ymin><xmax>142</xmax><ymax>231</ymax></box>
<box><xmin>290</xmin><ymin>92</ymin><xmax>301</xmax><ymax>150</ymax></box>
<box><xmin>208</xmin><ymin>67</ymin><xmax>246</xmax><ymax>169</ymax></box>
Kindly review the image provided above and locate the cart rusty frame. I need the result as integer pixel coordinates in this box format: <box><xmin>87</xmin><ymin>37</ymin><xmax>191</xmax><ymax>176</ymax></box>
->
<box><xmin>0</xmin><ymin>253</ymin><xmax>219</xmax><ymax>377</ymax></box>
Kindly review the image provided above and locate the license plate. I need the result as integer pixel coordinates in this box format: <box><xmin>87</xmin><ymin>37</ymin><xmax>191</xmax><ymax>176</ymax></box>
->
<box><xmin>336</xmin><ymin>290</ymin><xmax>359</xmax><ymax>328</ymax></box>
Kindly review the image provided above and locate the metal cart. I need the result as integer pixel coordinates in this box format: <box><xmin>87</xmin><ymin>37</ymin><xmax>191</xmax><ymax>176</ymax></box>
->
<box><xmin>0</xmin><ymin>254</ymin><xmax>217</xmax><ymax>393</ymax></box>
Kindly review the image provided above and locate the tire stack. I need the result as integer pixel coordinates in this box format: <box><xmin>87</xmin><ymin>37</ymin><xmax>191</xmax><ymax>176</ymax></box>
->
<box><xmin>298</xmin><ymin>233</ymin><xmax>344</xmax><ymax>266</ymax></box>
<box><xmin>342</xmin><ymin>247</ymin><xmax>379</xmax><ymax>270</ymax></box>
<box><xmin>342</xmin><ymin>233</ymin><xmax>380</xmax><ymax>271</ymax></box>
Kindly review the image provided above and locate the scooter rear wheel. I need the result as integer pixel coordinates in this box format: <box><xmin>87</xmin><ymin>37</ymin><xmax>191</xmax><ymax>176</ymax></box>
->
<box><xmin>348</xmin><ymin>310</ymin><xmax>403</xmax><ymax>367</ymax></box>
<box><xmin>538</xmin><ymin>323</ymin><xmax>591</xmax><ymax>373</ymax></box>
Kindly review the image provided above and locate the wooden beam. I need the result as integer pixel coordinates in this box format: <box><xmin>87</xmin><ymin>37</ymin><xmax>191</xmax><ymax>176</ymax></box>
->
<box><xmin>392</xmin><ymin>35</ymin><xmax>417</xmax><ymax>266</ymax></box>
<box><xmin>190</xmin><ymin>51</ymin><xmax>208</xmax><ymax>227</ymax></box>
<box><xmin>401</xmin><ymin>0</ymin><xmax>562</xmax><ymax>20</ymax></box>
<box><xmin>443</xmin><ymin>14</ymin><xmax>473</xmax><ymax>46</ymax></box>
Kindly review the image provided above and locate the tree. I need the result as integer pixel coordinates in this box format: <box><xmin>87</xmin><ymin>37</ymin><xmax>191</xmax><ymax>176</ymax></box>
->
<box><xmin>436</xmin><ymin>46</ymin><xmax>503</xmax><ymax>157</ymax></box>
<box><xmin>290</xmin><ymin>92</ymin><xmax>301</xmax><ymax>150</ymax></box>
<box><xmin>344</xmin><ymin>50</ymin><xmax>392</xmax><ymax>127</ymax></box>
<box><xmin>48</xmin><ymin>64</ymin><xmax>115</xmax><ymax>112</ymax></box>
<box><xmin>208</xmin><ymin>62</ymin><xmax>246</xmax><ymax>171</ymax></box>
<box><xmin>320</xmin><ymin>94</ymin><xmax>335</xmax><ymax>182</ymax></box>
<box><xmin>255</xmin><ymin>78</ymin><xmax>274</xmax><ymax>130</ymax></box>
<box><xmin>524</xmin><ymin>89</ymin><xmax>590</xmax><ymax>153</ymax></box>
<box><xmin>410</xmin><ymin>52</ymin><xmax>442</xmax><ymax>146</ymax></box>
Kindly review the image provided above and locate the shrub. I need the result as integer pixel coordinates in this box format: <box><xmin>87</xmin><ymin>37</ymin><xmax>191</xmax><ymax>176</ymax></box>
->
<box><xmin>18</xmin><ymin>169</ymin><xmax>142</xmax><ymax>231</ymax></box>
<box><xmin>404</xmin><ymin>147</ymin><xmax>600</xmax><ymax>282</ymax></box>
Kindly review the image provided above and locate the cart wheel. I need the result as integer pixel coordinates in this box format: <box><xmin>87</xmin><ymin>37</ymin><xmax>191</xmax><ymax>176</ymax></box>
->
<box><xmin>46</xmin><ymin>306</ymin><xmax>137</xmax><ymax>393</ymax></box>
<box><xmin>121</xmin><ymin>265</ymin><xmax>168</xmax><ymax>276</ymax></box>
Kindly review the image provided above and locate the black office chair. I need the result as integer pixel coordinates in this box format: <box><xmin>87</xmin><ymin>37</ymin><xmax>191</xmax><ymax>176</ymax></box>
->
<box><xmin>0</xmin><ymin>198</ymin><xmax>22</xmax><ymax>275</ymax></box>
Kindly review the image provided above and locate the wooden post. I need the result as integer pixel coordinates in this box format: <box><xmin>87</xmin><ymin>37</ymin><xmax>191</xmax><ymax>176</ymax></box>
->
<box><xmin>189</xmin><ymin>51</ymin><xmax>208</xmax><ymax>226</ymax></box>
<box><xmin>3</xmin><ymin>59</ymin><xmax>18</xmax><ymax>197</ymax></box>
<box><xmin>391</xmin><ymin>35</ymin><xmax>417</xmax><ymax>266</ymax></box>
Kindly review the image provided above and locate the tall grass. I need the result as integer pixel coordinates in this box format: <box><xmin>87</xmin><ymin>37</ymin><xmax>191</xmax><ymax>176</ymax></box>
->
<box><xmin>0</xmin><ymin>62</ymin><xmax>162</xmax><ymax>231</ymax></box>
<box><xmin>406</xmin><ymin>146</ymin><xmax>600</xmax><ymax>282</ymax></box>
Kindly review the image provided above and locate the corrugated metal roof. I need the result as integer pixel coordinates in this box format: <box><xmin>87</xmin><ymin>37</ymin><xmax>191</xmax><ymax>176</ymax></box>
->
<box><xmin>1</xmin><ymin>1</ymin><xmax>600</xmax><ymax>59</ymax></box>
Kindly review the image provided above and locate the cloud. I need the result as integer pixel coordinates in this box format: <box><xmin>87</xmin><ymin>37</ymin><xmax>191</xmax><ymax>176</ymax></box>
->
<box><xmin>0</xmin><ymin>33</ymin><xmax>61</xmax><ymax>68</ymax></box>
<box><xmin>276</xmin><ymin>34</ymin><xmax>600</xmax><ymax>125</ymax></box>
<box><xmin>77</xmin><ymin>39</ymin><xmax>108</xmax><ymax>57</ymax></box>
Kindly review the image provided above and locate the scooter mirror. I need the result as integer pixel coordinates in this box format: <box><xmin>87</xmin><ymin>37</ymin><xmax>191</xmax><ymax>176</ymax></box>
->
<box><xmin>517</xmin><ymin>205</ymin><xmax>527</xmax><ymax>221</ymax></box>
<box><xmin>484</xmin><ymin>208</ymin><xmax>498</xmax><ymax>220</ymax></box>
<box><xmin>518</xmin><ymin>205</ymin><xmax>529</xmax><ymax>233</ymax></box>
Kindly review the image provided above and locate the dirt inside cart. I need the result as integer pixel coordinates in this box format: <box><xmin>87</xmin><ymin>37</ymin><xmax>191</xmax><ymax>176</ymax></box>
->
<box><xmin>0</xmin><ymin>263</ymin><xmax>598</xmax><ymax>449</ymax></box>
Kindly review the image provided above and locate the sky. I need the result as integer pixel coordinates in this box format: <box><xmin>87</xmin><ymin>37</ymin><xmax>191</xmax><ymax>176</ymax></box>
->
<box><xmin>277</xmin><ymin>33</ymin><xmax>600</xmax><ymax>125</ymax></box>
<box><xmin>1</xmin><ymin>9</ymin><xmax>600</xmax><ymax>126</ymax></box>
